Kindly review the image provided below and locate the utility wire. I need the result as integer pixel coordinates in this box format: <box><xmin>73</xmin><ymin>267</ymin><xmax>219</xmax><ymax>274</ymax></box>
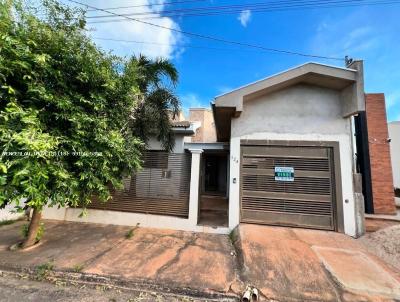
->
<box><xmin>86</xmin><ymin>0</ymin><xmax>208</xmax><ymax>12</ymax></box>
<box><xmin>86</xmin><ymin>1</ymin><xmax>400</xmax><ymax>21</ymax></box>
<box><xmin>86</xmin><ymin>0</ymin><xmax>400</xmax><ymax>21</ymax></box>
<box><xmin>86</xmin><ymin>0</ymin><xmax>369</xmax><ymax>18</ymax></box>
<box><xmin>92</xmin><ymin>36</ymin><xmax>285</xmax><ymax>52</ymax></box>
<box><xmin>66</xmin><ymin>0</ymin><xmax>344</xmax><ymax>61</ymax></box>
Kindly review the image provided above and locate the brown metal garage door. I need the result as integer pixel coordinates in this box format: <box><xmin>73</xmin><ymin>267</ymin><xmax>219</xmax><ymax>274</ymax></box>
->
<box><xmin>240</xmin><ymin>143</ymin><xmax>337</xmax><ymax>230</ymax></box>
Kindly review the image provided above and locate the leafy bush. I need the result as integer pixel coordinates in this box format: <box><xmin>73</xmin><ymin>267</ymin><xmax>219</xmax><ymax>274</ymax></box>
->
<box><xmin>0</xmin><ymin>219</ymin><xmax>16</xmax><ymax>227</ymax></box>
<box><xmin>36</xmin><ymin>261</ymin><xmax>54</xmax><ymax>280</ymax></box>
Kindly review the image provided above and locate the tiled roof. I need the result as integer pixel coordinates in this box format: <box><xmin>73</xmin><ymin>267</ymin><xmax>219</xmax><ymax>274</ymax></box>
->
<box><xmin>172</xmin><ymin>121</ymin><xmax>191</xmax><ymax>128</ymax></box>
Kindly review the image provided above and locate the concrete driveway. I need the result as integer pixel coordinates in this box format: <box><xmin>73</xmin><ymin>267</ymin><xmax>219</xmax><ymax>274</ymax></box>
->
<box><xmin>1</xmin><ymin>220</ymin><xmax>400</xmax><ymax>301</ymax></box>
<box><xmin>238</xmin><ymin>224</ymin><xmax>400</xmax><ymax>302</ymax></box>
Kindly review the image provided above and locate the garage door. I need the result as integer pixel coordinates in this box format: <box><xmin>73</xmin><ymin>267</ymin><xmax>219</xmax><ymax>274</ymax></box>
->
<box><xmin>240</xmin><ymin>143</ymin><xmax>337</xmax><ymax>230</ymax></box>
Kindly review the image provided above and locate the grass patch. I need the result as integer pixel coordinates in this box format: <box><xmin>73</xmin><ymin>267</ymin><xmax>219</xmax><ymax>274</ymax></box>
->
<box><xmin>36</xmin><ymin>261</ymin><xmax>54</xmax><ymax>280</ymax></box>
<box><xmin>0</xmin><ymin>219</ymin><xmax>17</xmax><ymax>227</ymax></box>
<box><xmin>228</xmin><ymin>229</ymin><xmax>238</xmax><ymax>244</ymax></box>
<box><xmin>72</xmin><ymin>264</ymin><xmax>84</xmax><ymax>273</ymax></box>
<box><xmin>125</xmin><ymin>224</ymin><xmax>140</xmax><ymax>239</ymax></box>
<box><xmin>125</xmin><ymin>229</ymin><xmax>135</xmax><ymax>239</ymax></box>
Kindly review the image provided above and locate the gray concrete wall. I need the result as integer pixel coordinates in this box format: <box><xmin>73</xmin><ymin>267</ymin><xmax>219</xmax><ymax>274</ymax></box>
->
<box><xmin>231</xmin><ymin>84</ymin><xmax>349</xmax><ymax>137</ymax></box>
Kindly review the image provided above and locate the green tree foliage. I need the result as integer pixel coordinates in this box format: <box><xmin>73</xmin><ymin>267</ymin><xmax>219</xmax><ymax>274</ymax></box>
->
<box><xmin>0</xmin><ymin>0</ymin><xmax>180</xmax><ymax>246</ymax></box>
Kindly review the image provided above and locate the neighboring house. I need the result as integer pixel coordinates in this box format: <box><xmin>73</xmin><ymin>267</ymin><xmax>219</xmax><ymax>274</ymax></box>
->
<box><xmin>389</xmin><ymin>121</ymin><xmax>400</xmax><ymax>205</ymax></box>
<box><xmin>43</xmin><ymin>61</ymin><xmax>396</xmax><ymax>237</ymax></box>
<box><xmin>188</xmin><ymin>108</ymin><xmax>217</xmax><ymax>143</ymax></box>
<box><xmin>0</xmin><ymin>204</ymin><xmax>24</xmax><ymax>222</ymax></box>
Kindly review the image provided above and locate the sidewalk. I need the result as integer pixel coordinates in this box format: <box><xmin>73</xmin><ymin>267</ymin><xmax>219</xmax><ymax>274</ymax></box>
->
<box><xmin>0</xmin><ymin>220</ymin><xmax>239</xmax><ymax>298</ymax></box>
<box><xmin>237</xmin><ymin>224</ymin><xmax>400</xmax><ymax>302</ymax></box>
<box><xmin>1</xmin><ymin>220</ymin><xmax>400</xmax><ymax>301</ymax></box>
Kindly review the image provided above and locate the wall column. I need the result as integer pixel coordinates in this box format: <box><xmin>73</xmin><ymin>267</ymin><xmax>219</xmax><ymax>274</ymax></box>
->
<box><xmin>365</xmin><ymin>94</ymin><xmax>396</xmax><ymax>214</ymax></box>
<box><xmin>229</xmin><ymin>137</ymin><xmax>241</xmax><ymax>229</ymax></box>
<box><xmin>188</xmin><ymin>149</ymin><xmax>203</xmax><ymax>226</ymax></box>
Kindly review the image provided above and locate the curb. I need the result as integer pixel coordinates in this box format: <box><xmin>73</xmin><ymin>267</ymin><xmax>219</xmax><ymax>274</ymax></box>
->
<box><xmin>0</xmin><ymin>264</ymin><xmax>239</xmax><ymax>302</ymax></box>
<box><xmin>365</xmin><ymin>213</ymin><xmax>400</xmax><ymax>223</ymax></box>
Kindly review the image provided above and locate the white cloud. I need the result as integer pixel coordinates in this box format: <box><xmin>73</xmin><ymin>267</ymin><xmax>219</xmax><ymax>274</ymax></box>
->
<box><xmin>386</xmin><ymin>91</ymin><xmax>400</xmax><ymax>122</ymax></box>
<box><xmin>386</xmin><ymin>91</ymin><xmax>400</xmax><ymax>109</ymax></box>
<box><xmin>180</xmin><ymin>93</ymin><xmax>209</xmax><ymax>116</ymax></box>
<box><xmin>217</xmin><ymin>86</ymin><xmax>234</xmax><ymax>95</ymax></box>
<box><xmin>181</xmin><ymin>93</ymin><xmax>208</xmax><ymax>108</ymax></box>
<box><xmin>309</xmin><ymin>9</ymin><xmax>384</xmax><ymax>60</ymax></box>
<box><xmin>238</xmin><ymin>10</ymin><xmax>251</xmax><ymax>27</ymax></box>
<box><xmin>342</xmin><ymin>27</ymin><xmax>380</xmax><ymax>53</ymax></box>
<box><xmin>79</xmin><ymin>0</ymin><xmax>183</xmax><ymax>58</ymax></box>
<box><xmin>317</xmin><ymin>22</ymin><xmax>328</xmax><ymax>32</ymax></box>
<box><xmin>311</xmin><ymin>25</ymin><xmax>379</xmax><ymax>59</ymax></box>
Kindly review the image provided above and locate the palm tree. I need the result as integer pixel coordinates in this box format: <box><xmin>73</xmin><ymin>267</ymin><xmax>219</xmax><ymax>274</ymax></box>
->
<box><xmin>131</xmin><ymin>54</ymin><xmax>180</xmax><ymax>152</ymax></box>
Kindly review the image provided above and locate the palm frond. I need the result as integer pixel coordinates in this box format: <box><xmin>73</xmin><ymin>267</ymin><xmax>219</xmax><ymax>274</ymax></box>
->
<box><xmin>129</xmin><ymin>55</ymin><xmax>181</xmax><ymax>152</ymax></box>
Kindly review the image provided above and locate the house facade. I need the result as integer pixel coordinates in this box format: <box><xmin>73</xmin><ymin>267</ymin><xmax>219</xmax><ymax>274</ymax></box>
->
<box><xmin>42</xmin><ymin>61</ymin><xmax>397</xmax><ymax>237</ymax></box>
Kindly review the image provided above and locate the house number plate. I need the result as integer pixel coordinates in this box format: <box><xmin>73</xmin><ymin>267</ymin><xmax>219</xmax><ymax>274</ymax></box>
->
<box><xmin>274</xmin><ymin>167</ymin><xmax>294</xmax><ymax>182</ymax></box>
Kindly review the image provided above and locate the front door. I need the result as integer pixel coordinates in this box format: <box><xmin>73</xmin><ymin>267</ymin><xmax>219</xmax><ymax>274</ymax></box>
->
<box><xmin>198</xmin><ymin>152</ymin><xmax>229</xmax><ymax>227</ymax></box>
<box><xmin>204</xmin><ymin>154</ymin><xmax>227</xmax><ymax>195</ymax></box>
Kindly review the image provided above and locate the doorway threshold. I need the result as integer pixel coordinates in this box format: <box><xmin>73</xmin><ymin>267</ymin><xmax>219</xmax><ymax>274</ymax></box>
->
<box><xmin>198</xmin><ymin>195</ymin><xmax>229</xmax><ymax>227</ymax></box>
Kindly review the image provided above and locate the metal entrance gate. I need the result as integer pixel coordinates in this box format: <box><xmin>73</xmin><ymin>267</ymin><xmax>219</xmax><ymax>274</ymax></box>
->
<box><xmin>240</xmin><ymin>142</ymin><xmax>337</xmax><ymax>230</ymax></box>
<box><xmin>89</xmin><ymin>151</ymin><xmax>191</xmax><ymax>218</ymax></box>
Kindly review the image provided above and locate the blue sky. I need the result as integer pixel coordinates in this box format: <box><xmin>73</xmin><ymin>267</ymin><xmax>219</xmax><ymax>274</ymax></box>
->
<box><xmin>64</xmin><ymin>0</ymin><xmax>400</xmax><ymax>121</ymax></box>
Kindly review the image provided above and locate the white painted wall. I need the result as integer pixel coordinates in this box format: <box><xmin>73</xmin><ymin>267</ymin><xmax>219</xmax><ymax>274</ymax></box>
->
<box><xmin>147</xmin><ymin>134</ymin><xmax>186</xmax><ymax>153</ymax></box>
<box><xmin>389</xmin><ymin>122</ymin><xmax>400</xmax><ymax>206</ymax></box>
<box><xmin>0</xmin><ymin>204</ymin><xmax>24</xmax><ymax>221</ymax></box>
<box><xmin>188</xmin><ymin>149</ymin><xmax>202</xmax><ymax>225</ymax></box>
<box><xmin>389</xmin><ymin>122</ymin><xmax>400</xmax><ymax>189</ymax></box>
<box><xmin>43</xmin><ymin>207</ymin><xmax>229</xmax><ymax>234</ymax></box>
<box><xmin>228</xmin><ymin>84</ymin><xmax>358</xmax><ymax>236</ymax></box>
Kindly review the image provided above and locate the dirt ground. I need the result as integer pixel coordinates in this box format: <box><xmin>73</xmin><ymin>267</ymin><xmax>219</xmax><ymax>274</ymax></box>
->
<box><xmin>360</xmin><ymin>225</ymin><xmax>400</xmax><ymax>271</ymax></box>
<box><xmin>0</xmin><ymin>272</ymin><xmax>224</xmax><ymax>302</ymax></box>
